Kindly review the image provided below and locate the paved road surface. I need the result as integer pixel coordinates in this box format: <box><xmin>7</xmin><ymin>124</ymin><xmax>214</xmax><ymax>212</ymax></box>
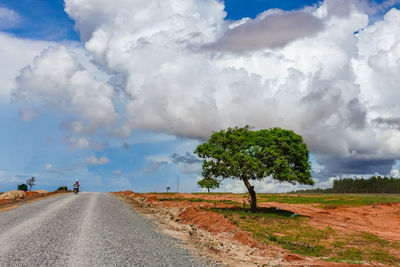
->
<box><xmin>0</xmin><ymin>193</ymin><xmax>213</xmax><ymax>266</ymax></box>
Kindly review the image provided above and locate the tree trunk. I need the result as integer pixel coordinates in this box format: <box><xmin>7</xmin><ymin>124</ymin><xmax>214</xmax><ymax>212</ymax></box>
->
<box><xmin>242</xmin><ymin>177</ymin><xmax>257</xmax><ymax>212</ymax></box>
<box><xmin>207</xmin><ymin>188</ymin><xmax>210</xmax><ymax>193</ymax></box>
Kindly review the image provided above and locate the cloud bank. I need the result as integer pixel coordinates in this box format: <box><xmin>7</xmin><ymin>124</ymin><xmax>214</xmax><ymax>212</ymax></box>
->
<box><xmin>12</xmin><ymin>0</ymin><xmax>400</xmax><ymax>179</ymax></box>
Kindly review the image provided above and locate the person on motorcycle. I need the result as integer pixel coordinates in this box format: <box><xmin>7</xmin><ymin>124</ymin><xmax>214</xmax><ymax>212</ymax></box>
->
<box><xmin>73</xmin><ymin>179</ymin><xmax>80</xmax><ymax>194</ymax></box>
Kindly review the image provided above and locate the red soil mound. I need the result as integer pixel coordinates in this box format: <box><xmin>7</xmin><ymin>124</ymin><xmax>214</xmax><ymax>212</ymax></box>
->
<box><xmin>24</xmin><ymin>191</ymin><xmax>40</xmax><ymax>199</ymax></box>
<box><xmin>176</xmin><ymin>206</ymin><xmax>262</xmax><ymax>249</ymax></box>
<box><xmin>121</xmin><ymin>190</ymin><xmax>134</xmax><ymax>196</ymax></box>
<box><xmin>178</xmin><ymin>207</ymin><xmax>238</xmax><ymax>235</ymax></box>
<box><xmin>146</xmin><ymin>196</ymin><xmax>158</xmax><ymax>202</ymax></box>
<box><xmin>0</xmin><ymin>199</ymin><xmax>11</xmax><ymax>205</ymax></box>
<box><xmin>232</xmin><ymin>231</ymin><xmax>259</xmax><ymax>248</ymax></box>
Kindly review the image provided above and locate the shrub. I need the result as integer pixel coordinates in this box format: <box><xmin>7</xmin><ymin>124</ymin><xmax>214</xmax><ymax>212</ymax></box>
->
<box><xmin>57</xmin><ymin>185</ymin><xmax>68</xmax><ymax>191</ymax></box>
<box><xmin>18</xmin><ymin>184</ymin><xmax>28</xmax><ymax>192</ymax></box>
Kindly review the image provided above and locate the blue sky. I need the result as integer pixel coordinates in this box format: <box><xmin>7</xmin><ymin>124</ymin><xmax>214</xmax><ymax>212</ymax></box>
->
<box><xmin>0</xmin><ymin>0</ymin><xmax>325</xmax><ymax>41</ymax></box>
<box><xmin>0</xmin><ymin>0</ymin><xmax>78</xmax><ymax>41</ymax></box>
<box><xmin>1</xmin><ymin>0</ymin><xmax>400</xmax><ymax>193</ymax></box>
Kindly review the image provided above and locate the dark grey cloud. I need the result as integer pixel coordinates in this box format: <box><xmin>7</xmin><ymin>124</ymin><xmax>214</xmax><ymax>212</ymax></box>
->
<box><xmin>317</xmin><ymin>156</ymin><xmax>396</xmax><ymax>178</ymax></box>
<box><xmin>122</xmin><ymin>142</ymin><xmax>131</xmax><ymax>150</ymax></box>
<box><xmin>325</xmin><ymin>0</ymin><xmax>353</xmax><ymax>17</ymax></box>
<box><xmin>373</xmin><ymin>117</ymin><xmax>400</xmax><ymax>129</ymax></box>
<box><xmin>208</xmin><ymin>11</ymin><xmax>324</xmax><ymax>52</ymax></box>
<box><xmin>171</xmin><ymin>152</ymin><xmax>202</xmax><ymax>164</ymax></box>
<box><xmin>345</xmin><ymin>99</ymin><xmax>367</xmax><ymax>129</ymax></box>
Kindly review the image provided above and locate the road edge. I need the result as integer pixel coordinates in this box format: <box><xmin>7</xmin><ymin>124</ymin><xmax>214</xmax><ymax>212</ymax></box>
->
<box><xmin>0</xmin><ymin>191</ymin><xmax>71</xmax><ymax>212</ymax></box>
<box><xmin>111</xmin><ymin>192</ymin><xmax>255</xmax><ymax>267</ymax></box>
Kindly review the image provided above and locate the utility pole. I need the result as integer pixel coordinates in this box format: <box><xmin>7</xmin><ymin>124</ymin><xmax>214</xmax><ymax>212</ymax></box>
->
<box><xmin>176</xmin><ymin>176</ymin><xmax>180</xmax><ymax>193</ymax></box>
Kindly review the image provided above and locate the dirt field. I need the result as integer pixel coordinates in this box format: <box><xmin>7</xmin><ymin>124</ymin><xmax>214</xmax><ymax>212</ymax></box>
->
<box><xmin>115</xmin><ymin>191</ymin><xmax>400</xmax><ymax>266</ymax></box>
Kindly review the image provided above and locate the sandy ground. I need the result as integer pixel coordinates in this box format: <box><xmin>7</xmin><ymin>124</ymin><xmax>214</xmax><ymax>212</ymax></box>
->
<box><xmin>0</xmin><ymin>190</ymin><xmax>70</xmax><ymax>212</ymax></box>
<box><xmin>115</xmin><ymin>191</ymin><xmax>378</xmax><ymax>266</ymax></box>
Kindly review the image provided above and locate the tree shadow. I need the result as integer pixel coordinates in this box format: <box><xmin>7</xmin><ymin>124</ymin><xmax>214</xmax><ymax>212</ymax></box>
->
<box><xmin>212</xmin><ymin>206</ymin><xmax>307</xmax><ymax>218</ymax></box>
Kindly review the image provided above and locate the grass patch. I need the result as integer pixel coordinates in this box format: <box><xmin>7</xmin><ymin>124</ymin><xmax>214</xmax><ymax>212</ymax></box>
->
<box><xmin>325</xmin><ymin>257</ymin><xmax>363</xmax><ymax>264</ymax></box>
<box><xmin>192</xmin><ymin>192</ymin><xmax>242</xmax><ymax>195</ymax></box>
<box><xmin>149</xmin><ymin>192</ymin><xmax>177</xmax><ymax>195</ymax></box>
<box><xmin>257</xmin><ymin>193</ymin><xmax>400</xmax><ymax>207</ymax></box>
<box><xmin>158</xmin><ymin>197</ymin><xmax>238</xmax><ymax>205</ymax></box>
<box><xmin>212</xmin><ymin>206</ymin><xmax>400</xmax><ymax>264</ymax></box>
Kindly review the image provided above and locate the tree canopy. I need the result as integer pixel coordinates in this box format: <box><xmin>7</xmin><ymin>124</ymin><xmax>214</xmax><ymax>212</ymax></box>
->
<box><xmin>198</xmin><ymin>177</ymin><xmax>220</xmax><ymax>193</ymax></box>
<box><xmin>194</xmin><ymin>126</ymin><xmax>313</xmax><ymax>211</ymax></box>
<box><xmin>18</xmin><ymin>184</ymin><xmax>28</xmax><ymax>192</ymax></box>
<box><xmin>26</xmin><ymin>176</ymin><xmax>36</xmax><ymax>191</ymax></box>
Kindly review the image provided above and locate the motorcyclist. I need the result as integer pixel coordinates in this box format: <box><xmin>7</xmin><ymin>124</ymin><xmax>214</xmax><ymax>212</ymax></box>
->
<box><xmin>73</xmin><ymin>179</ymin><xmax>80</xmax><ymax>194</ymax></box>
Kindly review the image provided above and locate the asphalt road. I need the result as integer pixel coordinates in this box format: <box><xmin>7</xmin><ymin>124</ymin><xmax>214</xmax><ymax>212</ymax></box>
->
<box><xmin>0</xmin><ymin>192</ymin><xmax>214</xmax><ymax>267</ymax></box>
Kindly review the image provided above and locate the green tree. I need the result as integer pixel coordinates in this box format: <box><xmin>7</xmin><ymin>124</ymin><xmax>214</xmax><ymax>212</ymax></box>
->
<box><xmin>26</xmin><ymin>176</ymin><xmax>36</xmax><ymax>191</ymax></box>
<box><xmin>57</xmin><ymin>185</ymin><xmax>68</xmax><ymax>191</ymax></box>
<box><xmin>198</xmin><ymin>177</ymin><xmax>220</xmax><ymax>193</ymax></box>
<box><xmin>18</xmin><ymin>184</ymin><xmax>28</xmax><ymax>192</ymax></box>
<box><xmin>166</xmin><ymin>186</ymin><xmax>171</xmax><ymax>193</ymax></box>
<box><xmin>195</xmin><ymin>126</ymin><xmax>313</xmax><ymax>212</ymax></box>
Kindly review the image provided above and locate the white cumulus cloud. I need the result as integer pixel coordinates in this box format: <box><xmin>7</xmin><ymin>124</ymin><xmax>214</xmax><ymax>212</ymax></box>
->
<box><xmin>14</xmin><ymin>45</ymin><xmax>117</xmax><ymax>133</ymax></box>
<box><xmin>0</xmin><ymin>33</ymin><xmax>52</xmax><ymax>100</ymax></box>
<box><xmin>85</xmin><ymin>156</ymin><xmax>109</xmax><ymax>165</ymax></box>
<box><xmin>45</xmin><ymin>164</ymin><xmax>53</xmax><ymax>171</ymax></box>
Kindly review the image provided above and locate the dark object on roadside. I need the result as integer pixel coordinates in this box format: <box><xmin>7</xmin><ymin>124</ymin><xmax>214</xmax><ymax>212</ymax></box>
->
<box><xmin>26</xmin><ymin>177</ymin><xmax>36</xmax><ymax>191</ymax></box>
<box><xmin>18</xmin><ymin>184</ymin><xmax>28</xmax><ymax>192</ymax></box>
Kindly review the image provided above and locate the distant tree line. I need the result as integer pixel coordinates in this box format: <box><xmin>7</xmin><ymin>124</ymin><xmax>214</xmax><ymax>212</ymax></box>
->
<box><xmin>290</xmin><ymin>176</ymin><xmax>400</xmax><ymax>194</ymax></box>
<box><xmin>290</xmin><ymin>187</ymin><xmax>334</xmax><ymax>194</ymax></box>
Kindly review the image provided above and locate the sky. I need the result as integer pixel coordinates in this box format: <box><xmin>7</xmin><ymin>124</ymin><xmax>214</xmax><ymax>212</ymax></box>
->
<box><xmin>1</xmin><ymin>0</ymin><xmax>400</xmax><ymax>193</ymax></box>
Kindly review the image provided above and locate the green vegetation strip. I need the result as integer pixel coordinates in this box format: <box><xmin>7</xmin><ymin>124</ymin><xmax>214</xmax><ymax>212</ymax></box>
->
<box><xmin>257</xmin><ymin>194</ymin><xmax>400</xmax><ymax>207</ymax></box>
<box><xmin>212</xmin><ymin>207</ymin><xmax>400</xmax><ymax>265</ymax></box>
<box><xmin>192</xmin><ymin>192</ymin><xmax>245</xmax><ymax>195</ymax></box>
<box><xmin>158</xmin><ymin>197</ymin><xmax>238</xmax><ymax>205</ymax></box>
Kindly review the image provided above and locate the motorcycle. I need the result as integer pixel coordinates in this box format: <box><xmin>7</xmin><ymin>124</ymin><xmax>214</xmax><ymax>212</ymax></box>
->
<box><xmin>73</xmin><ymin>184</ymin><xmax>79</xmax><ymax>194</ymax></box>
